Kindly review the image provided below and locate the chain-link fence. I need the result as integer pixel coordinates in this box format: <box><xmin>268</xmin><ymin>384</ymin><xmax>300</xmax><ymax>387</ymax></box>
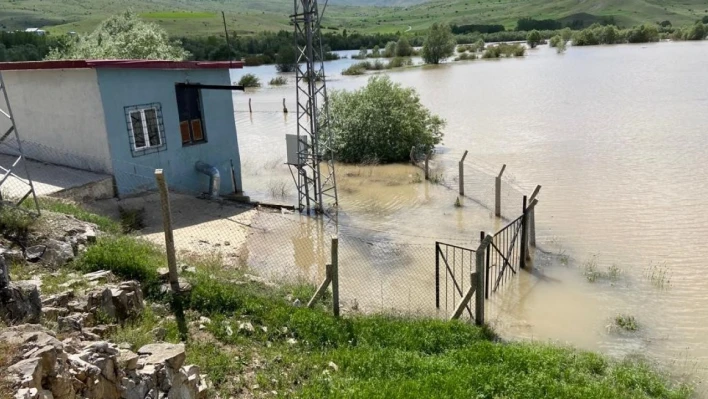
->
<box><xmin>0</xmin><ymin>137</ymin><xmax>538</xmax><ymax>320</ymax></box>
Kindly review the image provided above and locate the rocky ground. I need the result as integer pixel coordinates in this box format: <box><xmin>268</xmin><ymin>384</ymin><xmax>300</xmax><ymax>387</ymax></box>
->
<box><xmin>0</xmin><ymin>211</ymin><xmax>209</xmax><ymax>399</ymax></box>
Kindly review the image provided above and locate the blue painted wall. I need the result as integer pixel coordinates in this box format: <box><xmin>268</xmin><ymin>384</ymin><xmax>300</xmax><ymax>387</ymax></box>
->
<box><xmin>96</xmin><ymin>68</ymin><xmax>241</xmax><ymax>197</ymax></box>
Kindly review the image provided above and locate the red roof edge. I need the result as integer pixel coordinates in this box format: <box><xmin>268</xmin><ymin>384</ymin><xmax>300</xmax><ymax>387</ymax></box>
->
<box><xmin>0</xmin><ymin>59</ymin><xmax>244</xmax><ymax>71</ymax></box>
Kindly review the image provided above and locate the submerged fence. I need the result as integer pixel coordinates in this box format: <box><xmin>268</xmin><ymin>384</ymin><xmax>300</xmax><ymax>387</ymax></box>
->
<box><xmin>0</xmin><ymin>137</ymin><xmax>541</xmax><ymax>323</ymax></box>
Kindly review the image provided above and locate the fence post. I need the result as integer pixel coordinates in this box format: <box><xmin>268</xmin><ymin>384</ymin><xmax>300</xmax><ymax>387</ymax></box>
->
<box><xmin>495</xmin><ymin>164</ymin><xmax>506</xmax><ymax>218</ymax></box>
<box><xmin>249</xmin><ymin>98</ymin><xmax>252</xmax><ymax>113</ymax></box>
<box><xmin>475</xmin><ymin>234</ymin><xmax>493</xmax><ymax>326</ymax></box>
<box><xmin>520</xmin><ymin>195</ymin><xmax>528</xmax><ymax>270</ymax></box>
<box><xmin>331</xmin><ymin>237</ymin><xmax>340</xmax><ymax>317</ymax></box>
<box><xmin>459</xmin><ymin>150</ymin><xmax>468</xmax><ymax>196</ymax></box>
<box><xmin>282</xmin><ymin>98</ymin><xmax>288</xmax><ymax>114</ymax></box>
<box><xmin>410</xmin><ymin>146</ymin><xmax>416</xmax><ymax>164</ymax></box>
<box><xmin>435</xmin><ymin>242</ymin><xmax>440</xmax><ymax>309</ymax></box>
<box><xmin>155</xmin><ymin>170</ymin><xmax>180</xmax><ymax>294</ymax></box>
<box><xmin>424</xmin><ymin>151</ymin><xmax>432</xmax><ymax>180</ymax></box>
<box><xmin>528</xmin><ymin>186</ymin><xmax>542</xmax><ymax>248</ymax></box>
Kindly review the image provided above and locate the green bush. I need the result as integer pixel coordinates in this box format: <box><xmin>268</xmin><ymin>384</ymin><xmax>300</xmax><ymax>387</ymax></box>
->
<box><xmin>269</xmin><ymin>76</ymin><xmax>288</xmax><ymax>86</ymax></box>
<box><xmin>78</xmin><ymin>236</ymin><xmax>163</xmax><ymax>292</ymax></box>
<box><xmin>549</xmin><ymin>35</ymin><xmax>562</xmax><ymax>47</ymax></box>
<box><xmin>341</xmin><ymin>63</ymin><xmax>367</xmax><ymax>75</ymax></box>
<box><xmin>388</xmin><ymin>57</ymin><xmax>412</xmax><ymax>68</ymax></box>
<box><xmin>329</xmin><ymin>76</ymin><xmax>445</xmax><ymax>163</ymax></box>
<box><xmin>684</xmin><ymin>22</ymin><xmax>706</xmax><ymax>40</ymax></box>
<box><xmin>275</xmin><ymin>45</ymin><xmax>296</xmax><ymax>72</ymax></box>
<box><xmin>29</xmin><ymin>198</ymin><xmax>120</xmax><ymax>234</ymax></box>
<box><xmin>0</xmin><ymin>207</ymin><xmax>35</xmax><ymax>244</ymax></box>
<box><xmin>527</xmin><ymin>30</ymin><xmax>542</xmax><ymax>48</ymax></box>
<box><xmin>237</xmin><ymin>74</ymin><xmax>261</xmax><ymax>88</ymax></box>
<box><xmin>627</xmin><ymin>24</ymin><xmax>660</xmax><ymax>43</ymax></box>
<box><xmin>395</xmin><ymin>37</ymin><xmax>413</xmax><ymax>57</ymax></box>
<box><xmin>383</xmin><ymin>41</ymin><xmax>397</xmax><ymax>58</ymax></box>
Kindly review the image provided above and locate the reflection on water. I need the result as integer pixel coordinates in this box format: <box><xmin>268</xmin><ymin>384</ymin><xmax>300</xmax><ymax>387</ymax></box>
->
<box><xmin>233</xmin><ymin>41</ymin><xmax>708</xmax><ymax>384</ymax></box>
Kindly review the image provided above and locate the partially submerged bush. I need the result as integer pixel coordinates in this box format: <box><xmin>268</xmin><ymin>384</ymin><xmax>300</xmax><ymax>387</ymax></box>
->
<box><xmin>269</xmin><ymin>76</ymin><xmax>288</xmax><ymax>86</ymax></box>
<box><xmin>238</xmin><ymin>74</ymin><xmax>261</xmax><ymax>88</ymax></box>
<box><xmin>341</xmin><ymin>63</ymin><xmax>367</xmax><ymax>75</ymax></box>
<box><xmin>329</xmin><ymin>76</ymin><xmax>445</xmax><ymax>163</ymax></box>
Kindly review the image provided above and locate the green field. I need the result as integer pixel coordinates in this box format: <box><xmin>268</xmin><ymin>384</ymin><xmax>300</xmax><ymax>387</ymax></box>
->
<box><xmin>0</xmin><ymin>0</ymin><xmax>706</xmax><ymax>37</ymax></box>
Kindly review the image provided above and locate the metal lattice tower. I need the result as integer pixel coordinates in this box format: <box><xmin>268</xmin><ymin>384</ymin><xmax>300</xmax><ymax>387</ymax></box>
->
<box><xmin>291</xmin><ymin>0</ymin><xmax>338</xmax><ymax>214</ymax></box>
<box><xmin>0</xmin><ymin>72</ymin><xmax>40</xmax><ymax>214</ymax></box>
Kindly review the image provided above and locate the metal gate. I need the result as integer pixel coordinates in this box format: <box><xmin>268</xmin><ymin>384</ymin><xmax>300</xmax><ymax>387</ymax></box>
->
<box><xmin>486</xmin><ymin>211</ymin><xmax>526</xmax><ymax>298</ymax></box>
<box><xmin>435</xmin><ymin>241</ymin><xmax>476</xmax><ymax>319</ymax></box>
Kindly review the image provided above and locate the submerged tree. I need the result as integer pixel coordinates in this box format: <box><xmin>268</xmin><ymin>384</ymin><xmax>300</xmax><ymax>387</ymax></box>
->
<box><xmin>329</xmin><ymin>76</ymin><xmax>445</xmax><ymax>163</ymax></box>
<box><xmin>275</xmin><ymin>45</ymin><xmax>296</xmax><ymax>72</ymax></box>
<box><xmin>526</xmin><ymin>30</ymin><xmax>542</xmax><ymax>48</ymax></box>
<box><xmin>422</xmin><ymin>23</ymin><xmax>456</xmax><ymax>64</ymax></box>
<box><xmin>46</xmin><ymin>11</ymin><xmax>189</xmax><ymax>60</ymax></box>
<box><xmin>395</xmin><ymin>36</ymin><xmax>413</xmax><ymax>57</ymax></box>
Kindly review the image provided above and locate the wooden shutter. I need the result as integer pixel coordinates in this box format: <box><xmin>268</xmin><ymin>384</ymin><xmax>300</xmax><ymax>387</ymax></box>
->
<box><xmin>180</xmin><ymin>121</ymin><xmax>191</xmax><ymax>144</ymax></box>
<box><xmin>191</xmin><ymin>120</ymin><xmax>204</xmax><ymax>141</ymax></box>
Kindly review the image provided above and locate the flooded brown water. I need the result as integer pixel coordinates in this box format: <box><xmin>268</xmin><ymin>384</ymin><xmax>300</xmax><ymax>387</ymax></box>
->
<box><xmin>232</xmin><ymin>41</ymin><xmax>708</xmax><ymax>387</ymax></box>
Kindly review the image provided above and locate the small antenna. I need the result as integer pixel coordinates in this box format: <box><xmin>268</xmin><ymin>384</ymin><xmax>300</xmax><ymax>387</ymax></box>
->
<box><xmin>222</xmin><ymin>11</ymin><xmax>234</xmax><ymax>66</ymax></box>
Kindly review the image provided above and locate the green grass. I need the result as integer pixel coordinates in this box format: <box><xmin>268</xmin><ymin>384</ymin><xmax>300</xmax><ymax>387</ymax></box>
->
<box><xmin>31</xmin><ymin>197</ymin><xmax>121</xmax><ymax>234</ymax></box>
<box><xmin>615</xmin><ymin>314</ymin><xmax>639</xmax><ymax>332</ymax></box>
<box><xmin>1</xmin><ymin>0</ymin><xmax>705</xmax><ymax>37</ymax></box>
<box><xmin>77</xmin><ymin>236</ymin><xmax>164</xmax><ymax>294</ymax></box>
<box><xmin>140</xmin><ymin>12</ymin><xmax>216</xmax><ymax>19</ymax></box>
<box><xmin>93</xmin><ymin>235</ymin><xmax>688</xmax><ymax>398</ymax></box>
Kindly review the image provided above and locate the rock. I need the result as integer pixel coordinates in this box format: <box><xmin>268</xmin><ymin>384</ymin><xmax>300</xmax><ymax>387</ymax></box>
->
<box><xmin>38</xmin><ymin>389</ymin><xmax>54</xmax><ymax>399</ymax></box>
<box><xmin>292</xmin><ymin>298</ymin><xmax>302</xmax><ymax>307</ymax></box>
<box><xmin>86</xmin><ymin>324</ymin><xmax>117</xmax><ymax>338</ymax></box>
<box><xmin>41</xmin><ymin>307</ymin><xmax>69</xmax><ymax>322</ymax></box>
<box><xmin>8</xmin><ymin>357</ymin><xmax>43</xmax><ymax>389</ymax></box>
<box><xmin>82</xmin><ymin>270</ymin><xmax>114</xmax><ymax>282</ymax></box>
<box><xmin>238</xmin><ymin>322</ymin><xmax>254</xmax><ymax>334</ymax></box>
<box><xmin>0</xmin><ymin>256</ymin><xmax>9</xmax><ymax>289</ymax></box>
<box><xmin>2</xmin><ymin>248</ymin><xmax>24</xmax><ymax>264</ymax></box>
<box><xmin>57</xmin><ymin>313</ymin><xmax>90</xmax><ymax>332</ymax></box>
<box><xmin>328</xmin><ymin>361</ymin><xmax>339</xmax><ymax>372</ymax></box>
<box><xmin>152</xmin><ymin>327</ymin><xmax>167</xmax><ymax>341</ymax></box>
<box><xmin>157</xmin><ymin>268</ymin><xmax>170</xmax><ymax>281</ymax></box>
<box><xmin>42</xmin><ymin>240</ymin><xmax>74</xmax><ymax>267</ymax></box>
<box><xmin>138</xmin><ymin>343</ymin><xmax>186</xmax><ymax>370</ymax></box>
<box><xmin>118</xmin><ymin>350</ymin><xmax>139</xmax><ymax>371</ymax></box>
<box><xmin>15</xmin><ymin>388</ymin><xmax>39</xmax><ymax>399</ymax></box>
<box><xmin>0</xmin><ymin>281</ymin><xmax>42</xmax><ymax>324</ymax></box>
<box><xmin>86</xmin><ymin>281</ymin><xmax>143</xmax><ymax>322</ymax></box>
<box><xmin>66</xmin><ymin>299</ymin><xmax>88</xmax><ymax>313</ymax></box>
<box><xmin>24</xmin><ymin>246</ymin><xmax>46</xmax><ymax>263</ymax></box>
<box><xmin>42</xmin><ymin>291</ymin><xmax>75</xmax><ymax>308</ymax></box>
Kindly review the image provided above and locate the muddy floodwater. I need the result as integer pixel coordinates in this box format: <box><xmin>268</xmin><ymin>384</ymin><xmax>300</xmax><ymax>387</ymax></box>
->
<box><xmin>230</xmin><ymin>41</ymin><xmax>708</xmax><ymax>388</ymax></box>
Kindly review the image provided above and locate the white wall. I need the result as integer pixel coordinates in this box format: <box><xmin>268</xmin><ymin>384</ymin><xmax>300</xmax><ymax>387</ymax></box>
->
<box><xmin>0</xmin><ymin>69</ymin><xmax>112</xmax><ymax>173</ymax></box>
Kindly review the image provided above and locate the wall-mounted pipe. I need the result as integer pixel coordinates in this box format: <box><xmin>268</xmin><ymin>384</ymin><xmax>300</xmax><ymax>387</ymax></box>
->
<box><xmin>195</xmin><ymin>161</ymin><xmax>220</xmax><ymax>199</ymax></box>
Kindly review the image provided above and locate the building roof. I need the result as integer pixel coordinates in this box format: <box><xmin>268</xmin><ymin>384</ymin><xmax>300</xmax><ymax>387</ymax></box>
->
<box><xmin>0</xmin><ymin>59</ymin><xmax>244</xmax><ymax>72</ymax></box>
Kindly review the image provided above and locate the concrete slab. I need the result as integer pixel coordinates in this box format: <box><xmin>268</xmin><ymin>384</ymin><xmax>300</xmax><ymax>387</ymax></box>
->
<box><xmin>0</xmin><ymin>153</ymin><xmax>113</xmax><ymax>200</ymax></box>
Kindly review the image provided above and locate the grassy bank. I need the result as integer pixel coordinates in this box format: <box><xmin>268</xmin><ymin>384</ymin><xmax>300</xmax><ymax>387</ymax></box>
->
<box><xmin>79</xmin><ymin>232</ymin><xmax>689</xmax><ymax>398</ymax></box>
<box><xmin>0</xmin><ymin>201</ymin><xmax>691</xmax><ymax>398</ymax></box>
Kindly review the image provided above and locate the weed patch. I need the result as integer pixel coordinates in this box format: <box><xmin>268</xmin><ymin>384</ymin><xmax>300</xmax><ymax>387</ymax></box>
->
<box><xmin>29</xmin><ymin>198</ymin><xmax>120</xmax><ymax>234</ymax></box>
<box><xmin>0</xmin><ymin>206</ymin><xmax>36</xmax><ymax>244</ymax></box>
<box><xmin>615</xmin><ymin>314</ymin><xmax>639</xmax><ymax>332</ymax></box>
<box><xmin>118</xmin><ymin>206</ymin><xmax>145</xmax><ymax>233</ymax></box>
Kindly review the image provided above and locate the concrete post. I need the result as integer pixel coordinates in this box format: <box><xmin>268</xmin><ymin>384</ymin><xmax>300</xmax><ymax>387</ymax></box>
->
<box><xmin>495</xmin><ymin>164</ymin><xmax>506</xmax><ymax>218</ymax></box>
<box><xmin>528</xmin><ymin>186</ymin><xmax>542</xmax><ymax>248</ymax></box>
<box><xmin>459</xmin><ymin>150</ymin><xmax>468</xmax><ymax>196</ymax></box>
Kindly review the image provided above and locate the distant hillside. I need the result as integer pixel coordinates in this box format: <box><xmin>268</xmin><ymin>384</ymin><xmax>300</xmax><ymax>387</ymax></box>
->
<box><xmin>0</xmin><ymin>0</ymin><xmax>705</xmax><ymax>37</ymax></box>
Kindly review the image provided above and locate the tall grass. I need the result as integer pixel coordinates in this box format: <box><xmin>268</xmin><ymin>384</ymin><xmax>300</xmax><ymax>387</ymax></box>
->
<box><xmin>28</xmin><ymin>197</ymin><xmax>121</xmax><ymax>234</ymax></box>
<box><xmin>269</xmin><ymin>76</ymin><xmax>288</xmax><ymax>86</ymax></box>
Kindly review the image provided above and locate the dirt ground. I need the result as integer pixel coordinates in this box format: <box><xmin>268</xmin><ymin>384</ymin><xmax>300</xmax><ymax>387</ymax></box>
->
<box><xmin>87</xmin><ymin>192</ymin><xmax>263</xmax><ymax>266</ymax></box>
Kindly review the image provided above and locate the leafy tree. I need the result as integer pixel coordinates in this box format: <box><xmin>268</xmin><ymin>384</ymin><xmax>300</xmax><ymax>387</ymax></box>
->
<box><xmin>626</xmin><ymin>24</ymin><xmax>660</xmax><ymax>43</ymax></box>
<box><xmin>395</xmin><ymin>37</ymin><xmax>413</xmax><ymax>57</ymax></box>
<box><xmin>371</xmin><ymin>45</ymin><xmax>381</xmax><ymax>57</ymax></box>
<box><xmin>329</xmin><ymin>76</ymin><xmax>445</xmax><ymax>163</ymax></box>
<box><xmin>237</xmin><ymin>74</ymin><xmax>261</xmax><ymax>88</ymax></box>
<box><xmin>703</xmin><ymin>16</ymin><xmax>708</xmax><ymax>24</ymax></box>
<box><xmin>46</xmin><ymin>11</ymin><xmax>188</xmax><ymax>60</ymax></box>
<box><xmin>526</xmin><ymin>30</ymin><xmax>542</xmax><ymax>48</ymax></box>
<box><xmin>275</xmin><ymin>45</ymin><xmax>296</xmax><ymax>72</ymax></box>
<box><xmin>600</xmin><ymin>25</ymin><xmax>619</xmax><ymax>44</ymax></box>
<box><xmin>560</xmin><ymin>28</ymin><xmax>573</xmax><ymax>42</ymax></box>
<box><xmin>422</xmin><ymin>23</ymin><xmax>456</xmax><ymax>64</ymax></box>
<box><xmin>383</xmin><ymin>41</ymin><xmax>397</xmax><ymax>58</ymax></box>
<box><xmin>573</xmin><ymin>29</ymin><xmax>600</xmax><ymax>46</ymax></box>
<box><xmin>684</xmin><ymin>22</ymin><xmax>706</xmax><ymax>40</ymax></box>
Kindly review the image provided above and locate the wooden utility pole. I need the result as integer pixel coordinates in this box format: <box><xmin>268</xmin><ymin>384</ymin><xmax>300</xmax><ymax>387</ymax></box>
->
<box><xmin>155</xmin><ymin>170</ymin><xmax>179</xmax><ymax>293</ymax></box>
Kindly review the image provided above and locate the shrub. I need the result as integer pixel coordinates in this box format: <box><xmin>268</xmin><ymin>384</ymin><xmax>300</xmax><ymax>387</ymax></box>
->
<box><xmin>329</xmin><ymin>76</ymin><xmax>445</xmax><ymax>163</ymax></box>
<box><xmin>341</xmin><ymin>63</ymin><xmax>367</xmax><ymax>76</ymax></box>
<box><xmin>422</xmin><ymin>23</ymin><xmax>456</xmax><ymax>64</ymax></box>
<box><xmin>627</xmin><ymin>24</ymin><xmax>660</xmax><ymax>43</ymax></box>
<box><xmin>269</xmin><ymin>76</ymin><xmax>288</xmax><ymax>86</ymax></box>
<box><xmin>549</xmin><ymin>35</ymin><xmax>561</xmax><ymax>47</ymax></box>
<box><xmin>275</xmin><ymin>45</ymin><xmax>296</xmax><ymax>73</ymax></box>
<box><xmin>574</xmin><ymin>29</ymin><xmax>600</xmax><ymax>46</ymax></box>
<box><xmin>454</xmin><ymin>52</ymin><xmax>476</xmax><ymax>61</ymax></box>
<box><xmin>370</xmin><ymin>45</ymin><xmax>381</xmax><ymax>58</ymax></box>
<box><xmin>383</xmin><ymin>41</ymin><xmax>397</xmax><ymax>58</ymax></box>
<box><xmin>684</xmin><ymin>22</ymin><xmax>706</xmax><ymax>40</ymax></box>
<box><xmin>388</xmin><ymin>57</ymin><xmax>412</xmax><ymax>68</ymax></box>
<box><xmin>600</xmin><ymin>25</ymin><xmax>619</xmax><ymax>44</ymax></box>
<box><xmin>395</xmin><ymin>37</ymin><xmax>413</xmax><ymax>57</ymax></box>
<box><xmin>0</xmin><ymin>207</ymin><xmax>35</xmax><ymax>244</ymax></box>
<box><xmin>527</xmin><ymin>30</ymin><xmax>542</xmax><ymax>48</ymax></box>
<box><xmin>238</xmin><ymin>74</ymin><xmax>261</xmax><ymax>88</ymax></box>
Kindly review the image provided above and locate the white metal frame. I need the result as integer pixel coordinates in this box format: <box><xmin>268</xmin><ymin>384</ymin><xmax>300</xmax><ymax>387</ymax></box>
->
<box><xmin>129</xmin><ymin>106</ymin><xmax>162</xmax><ymax>152</ymax></box>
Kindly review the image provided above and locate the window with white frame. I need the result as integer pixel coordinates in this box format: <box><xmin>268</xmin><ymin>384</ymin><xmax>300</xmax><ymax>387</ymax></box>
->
<box><xmin>124</xmin><ymin>103</ymin><xmax>166</xmax><ymax>157</ymax></box>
